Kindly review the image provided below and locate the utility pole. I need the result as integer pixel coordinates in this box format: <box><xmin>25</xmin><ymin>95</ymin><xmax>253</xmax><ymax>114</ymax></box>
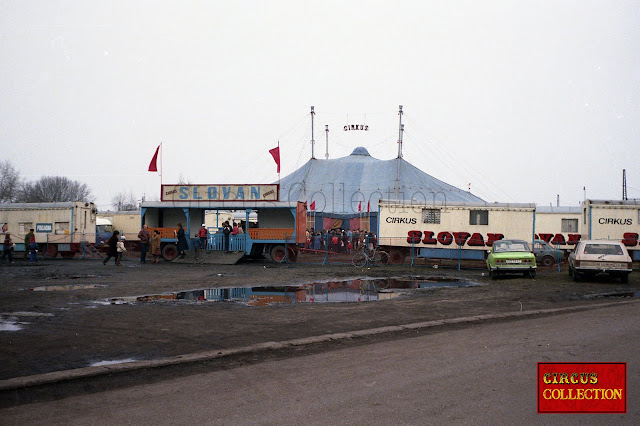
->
<box><xmin>622</xmin><ymin>169</ymin><xmax>628</xmax><ymax>200</ymax></box>
<box><xmin>325</xmin><ymin>125</ymin><xmax>329</xmax><ymax>159</ymax></box>
<box><xmin>397</xmin><ymin>105</ymin><xmax>404</xmax><ymax>159</ymax></box>
<box><xmin>310</xmin><ymin>106</ymin><xmax>316</xmax><ymax>159</ymax></box>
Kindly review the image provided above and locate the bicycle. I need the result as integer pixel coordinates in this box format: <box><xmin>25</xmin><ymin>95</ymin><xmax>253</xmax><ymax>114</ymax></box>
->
<box><xmin>351</xmin><ymin>245</ymin><xmax>390</xmax><ymax>267</ymax></box>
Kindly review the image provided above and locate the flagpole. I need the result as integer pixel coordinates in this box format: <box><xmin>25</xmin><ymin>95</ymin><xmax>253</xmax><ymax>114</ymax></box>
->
<box><xmin>159</xmin><ymin>142</ymin><xmax>163</xmax><ymax>186</ymax></box>
<box><xmin>277</xmin><ymin>141</ymin><xmax>280</xmax><ymax>185</ymax></box>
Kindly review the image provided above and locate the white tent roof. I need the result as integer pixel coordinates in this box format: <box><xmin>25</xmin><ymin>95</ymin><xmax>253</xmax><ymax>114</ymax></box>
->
<box><xmin>279</xmin><ymin>147</ymin><xmax>483</xmax><ymax>214</ymax></box>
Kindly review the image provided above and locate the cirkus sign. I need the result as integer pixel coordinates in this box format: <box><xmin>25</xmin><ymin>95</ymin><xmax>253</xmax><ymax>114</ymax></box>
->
<box><xmin>344</xmin><ymin>124</ymin><xmax>369</xmax><ymax>131</ymax></box>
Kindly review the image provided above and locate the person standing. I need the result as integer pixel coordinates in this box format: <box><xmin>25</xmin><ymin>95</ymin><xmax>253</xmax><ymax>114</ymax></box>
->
<box><xmin>1</xmin><ymin>232</ymin><xmax>14</xmax><ymax>263</ymax></box>
<box><xmin>176</xmin><ymin>223</ymin><xmax>188</xmax><ymax>259</ymax></box>
<box><xmin>137</xmin><ymin>224</ymin><xmax>150</xmax><ymax>264</ymax></box>
<box><xmin>103</xmin><ymin>230</ymin><xmax>120</xmax><ymax>265</ymax></box>
<box><xmin>222</xmin><ymin>221</ymin><xmax>231</xmax><ymax>252</ymax></box>
<box><xmin>150</xmin><ymin>230</ymin><xmax>161</xmax><ymax>264</ymax></box>
<box><xmin>116</xmin><ymin>236</ymin><xmax>127</xmax><ymax>266</ymax></box>
<box><xmin>24</xmin><ymin>228</ymin><xmax>35</xmax><ymax>260</ymax></box>
<box><xmin>29</xmin><ymin>236</ymin><xmax>38</xmax><ymax>263</ymax></box>
<box><xmin>198</xmin><ymin>224</ymin><xmax>208</xmax><ymax>251</ymax></box>
<box><xmin>193</xmin><ymin>233</ymin><xmax>204</xmax><ymax>260</ymax></box>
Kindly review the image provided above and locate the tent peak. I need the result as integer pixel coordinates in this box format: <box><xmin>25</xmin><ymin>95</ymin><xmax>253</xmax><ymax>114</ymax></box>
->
<box><xmin>350</xmin><ymin>146</ymin><xmax>370</xmax><ymax>156</ymax></box>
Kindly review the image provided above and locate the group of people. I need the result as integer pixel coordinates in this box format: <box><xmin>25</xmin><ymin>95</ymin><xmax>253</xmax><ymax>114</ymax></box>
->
<box><xmin>1</xmin><ymin>228</ymin><xmax>39</xmax><ymax>264</ymax></box>
<box><xmin>102</xmin><ymin>225</ymin><xmax>162</xmax><ymax>266</ymax></box>
<box><xmin>305</xmin><ymin>228</ymin><xmax>376</xmax><ymax>254</ymax></box>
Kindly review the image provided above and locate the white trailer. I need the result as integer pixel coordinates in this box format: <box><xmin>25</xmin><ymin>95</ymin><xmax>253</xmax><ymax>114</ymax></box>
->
<box><xmin>378</xmin><ymin>199</ymin><xmax>640</xmax><ymax>264</ymax></box>
<box><xmin>378</xmin><ymin>201</ymin><xmax>536</xmax><ymax>264</ymax></box>
<box><xmin>583</xmin><ymin>199</ymin><xmax>640</xmax><ymax>260</ymax></box>
<box><xmin>0</xmin><ymin>202</ymin><xmax>97</xmax><ymax>258</ymax></box>
<box><xmin>534</xmin><ymin>206</ymin><xmax>582</xmax><ymax>247</ymax></box>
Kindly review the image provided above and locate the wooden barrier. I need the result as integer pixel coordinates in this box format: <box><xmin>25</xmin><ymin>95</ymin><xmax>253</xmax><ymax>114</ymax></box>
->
<box><xmin>248</xmin><ymin>228</ymin><xmax>294</xmax><ymax>240</ymax></box>
<box><xmin>148</xmin><ymin>227</ymin><xmax>179</xmax><ymax>239</ymax></box>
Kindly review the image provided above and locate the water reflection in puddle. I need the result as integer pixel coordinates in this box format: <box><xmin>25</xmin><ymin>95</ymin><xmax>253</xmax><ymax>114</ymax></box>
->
<box><xmin>106</xmin><ymin>276</ymin><xmax>480</xmax><ymax>306</ymax></box>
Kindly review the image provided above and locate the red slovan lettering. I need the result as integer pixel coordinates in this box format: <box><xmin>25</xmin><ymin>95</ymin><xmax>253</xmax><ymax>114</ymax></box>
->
<box><xmin>567</xmin><ymin>234</ymin><xmax>581</xmax><ymax>245</ymax></box>
<box><xmin>485</xmin><ymin>233</ymin><xmax>504</xmax><ymax>246</ymax></box>
<box><xmin>467</xmin><ymin>233</ymin><xmax>485</xmax><ymax>246</ymax></box>
<box><xmin>551</xmin><ymin>234</ymin><xmax>566</xmax><ymax>245</ymax></box>
<box><xmin>453</xmin><ymin>232</ymin><xmax>470</xmax><ymax>246</ymax></box>
<box><xmin>407</xmin><ymin>230</ymin><xmax>422</xmax><ymax>244</ymax></box>
<box><xmin>538</xmin><ymin>233</ymin><xmax>553</xmax><ymax>243</ymax></box>
<box><xmin>437</xmin><ymin>231</ymin><xmax>453</xmax><ymax>246</ymax></box>
<box><xmin>422</xmin><ymin>231</ymin><xmax>437</xmax><ymax>245</ymax></box>
<box><xmin>622</xmin><ymin>232</ymin><xmax>638</xmax><ymax>247</ymax></box>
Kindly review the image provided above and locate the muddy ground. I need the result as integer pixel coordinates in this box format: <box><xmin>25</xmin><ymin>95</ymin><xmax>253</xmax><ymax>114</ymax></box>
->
<box><xmin>1</xmin><ymin>254</ymin><xmax>639</xmax><ymax>383</ymax></box>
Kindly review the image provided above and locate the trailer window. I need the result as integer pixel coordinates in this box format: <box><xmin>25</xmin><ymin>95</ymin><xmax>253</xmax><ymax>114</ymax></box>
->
<box><xmin>422</xmin><ymin>209</ymin><xmax>441</xmax><ymax>224</ymax></box>
<box><xmin>469</xmin><ymin>210</ymin><xmax>488</xmax><ymax>225</ymax></box>
<box><xmin>561</xmin><ymin>219</ymin><xmax>578</xmax><ymax>232</ymax></box>
<box><xmin>19</xmin><ymin>222</ymin><xmax>33</xmax><ymax>234</ymax></box>
<box><xmin>55</xmin><ymin>222</ymin><xmax>70</xmax><ymax>235</ymax></box>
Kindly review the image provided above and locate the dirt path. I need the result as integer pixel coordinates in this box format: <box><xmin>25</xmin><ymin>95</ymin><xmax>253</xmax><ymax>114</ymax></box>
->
<box><xmin>1</xmin><ymin>258</ymin><xmax>638</xmax><ymax>382</ymax></box>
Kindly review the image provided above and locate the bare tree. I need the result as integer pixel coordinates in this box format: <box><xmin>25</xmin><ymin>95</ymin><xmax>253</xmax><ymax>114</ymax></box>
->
<box><xmin>0</xmin><ymin>160</ymin><xmax>22</xmax><ymax>203</ymax></box>
<box><xmin>176</xmin><ymin>174</ymin><xmax>191</xmax><ymax>185</ymax></box>
<box><xmin>19</xmin><ymin>176</ymin><xmax>93</xmax><ymax>203</ymax></box>
<box><xmin>111</xmin><ymin>190</ymin><xmax>139</xmax><ymax>211</ymax></box>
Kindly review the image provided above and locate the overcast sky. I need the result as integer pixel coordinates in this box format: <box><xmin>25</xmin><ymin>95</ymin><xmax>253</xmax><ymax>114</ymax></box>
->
<box><xmin>1</xmin><ymin>0</ymin><xmax>639</xmax><ymax>210</ymax></box>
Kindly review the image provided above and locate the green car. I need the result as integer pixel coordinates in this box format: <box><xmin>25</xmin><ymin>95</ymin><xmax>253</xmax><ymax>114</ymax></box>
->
<box><xmin>487</xmin><ymin>239</ymin><xmax>537</xmax><ymax>279</ymax></box>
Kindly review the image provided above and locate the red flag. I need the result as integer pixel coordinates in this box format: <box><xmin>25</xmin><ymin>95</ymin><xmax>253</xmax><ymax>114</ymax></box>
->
<box><xmin>148</xmin><ymin>145</ymin><xmax>160</xmax><ymax>172</ymax></box>
<box><xmin>269</xmin><ymin>145</ymin><xmax>280</xmax><ymax>173</ymax></box>
<box><xmin>310</xmin><ymin>201</ymin><xmax>316</xmax><ymax>210</ymax></box>
<box><xmin>367</xmin><ymin>201</ymin><xmax>370</xmax><ymax>212</ymax></box>
<box><xmin>358</xmin><ymin>201</ymin><xmax>362</xmax><ymax>212</ymax></box>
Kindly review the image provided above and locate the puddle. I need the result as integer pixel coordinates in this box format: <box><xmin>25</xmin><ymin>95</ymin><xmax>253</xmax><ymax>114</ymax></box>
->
<box><xmin>30</xmin><ymin>284</ymin><xmax>107</xmax><ymax>292</ymax></box>
<box><xmin>583</xmin><ymin>291</ymin><xmax>640</xmax><ymax>299</ymax></box>
<box><xmin>0</xmin><ymin>318</ymin><xmax>28</xmax><ymax>331</ymax></box>
<box><xmin>0</xmin><ymin>312</ymin><xmax>54</xmax><ymax>317</ymax></box>
<box><xmin>90</xmin><ymin>358</ymin><xmax>138</xmax><ymax>367</ymax></box>
<box><xmin>104</xmin><ymin>276</ymin><xmax>480</xmax><ymax>306</ymax></box>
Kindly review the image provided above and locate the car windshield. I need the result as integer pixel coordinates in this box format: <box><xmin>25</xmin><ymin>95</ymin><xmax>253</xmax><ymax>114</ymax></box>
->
<box><xmin>583</xmin><ymin>244</ymin><xmax>624</xmax><ymax>255</ymax></box>
<box><xmin>493</xmin><ymin>241</ymin><xmax>530</xmax><ymax>253</ymax></box>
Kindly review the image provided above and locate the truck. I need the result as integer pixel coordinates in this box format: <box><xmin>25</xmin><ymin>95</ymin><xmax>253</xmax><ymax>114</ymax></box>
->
<box><xmin>0</xmin><ymin>202</ymin><xmax>97</xmax><ymax>258</ymax></box>
<box><xmin>140</xmin><ymin>199</ymin><xmax>307</xmax><ymax>263</ymax></box>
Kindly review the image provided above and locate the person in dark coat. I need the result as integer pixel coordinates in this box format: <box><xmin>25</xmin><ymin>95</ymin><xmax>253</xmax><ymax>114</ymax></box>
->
<box><xmin>222</xmin><ymin>221</ymin><xmax>232</xmax><ymax>252</ymax></box>
<box><xmin>103</xmin><ymin>230</ymin><xmax>120</xmax><ymax>265</ymax></box>
<box><xmin>1</xmin><ymin>232</ymin><xmax>14</xmax><ymax>262</ymax></box>
<box><xmin>176</xmin><ymin>223</ymin><xmax>188</xmax><ymax>258</ymax></box>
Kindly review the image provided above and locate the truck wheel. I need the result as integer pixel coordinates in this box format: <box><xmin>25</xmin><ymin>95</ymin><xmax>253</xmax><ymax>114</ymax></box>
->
<box><xmin>60</xmin><ymin>251</ymin><xmax>76</xmax><ymax>259</ymax></box>
<box><xmin>389</xmin><ymin>249</ymin><xmax>406</xmax><ymax>264</ymax></box>
<box><xmin>541</xmin><ymin>256</ymin><xmax>555</xmax><ymax>267</ymax></box>
<box><xmin>162</xmin><ymin>244</ymin><xmax>178</xmax><ymax>261</ymax></box>
<box><xmin>270</xmin><ymin>245</ymin><xmax>286</xmax><ymax>263</ymax></box>
<box><xmin>286</xmin><ymin>247</ymin><xmax>297</xmax><ymax>262</ymax></box>
<box><xmin>46</xmin><ymin>245</ymin><xmax>59</xmax><ymax>258</ymax></box>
